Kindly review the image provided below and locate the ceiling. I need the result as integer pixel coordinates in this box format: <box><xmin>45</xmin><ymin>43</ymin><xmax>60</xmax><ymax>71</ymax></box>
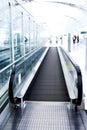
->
<box><xmin>15</xmin><ymin>0</ymin><xmax>87</xmax><ymax>35</ymax></box>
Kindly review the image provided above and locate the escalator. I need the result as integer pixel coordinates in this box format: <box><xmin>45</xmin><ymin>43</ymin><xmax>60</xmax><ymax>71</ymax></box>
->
<box><xmin>2</xmin><ymin>47</ymin><xmax>85</xmax><ymax>130</ymax></box>
<box><xmin>24</xmin><ymin>47</ymin><xmax>69</xmax><ymax>101</ymax></box>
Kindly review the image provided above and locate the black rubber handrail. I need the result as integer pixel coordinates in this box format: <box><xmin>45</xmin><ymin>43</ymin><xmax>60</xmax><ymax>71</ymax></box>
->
<box><xmin>9</xmin><ymin>66</ymin><xmax>17</xmax><ymax>104</ymax></box>
<box><xmin>59</xmin><ymin>47</ymin><xmax>83</xmax><ymax>105</ymax></box>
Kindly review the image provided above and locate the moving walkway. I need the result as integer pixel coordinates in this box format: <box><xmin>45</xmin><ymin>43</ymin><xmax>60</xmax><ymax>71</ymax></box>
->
<box><xmin>2</xmin><ymin>46</ymin><xmax>86</xmax><ymax>130</ymax></box>
<box><xmin>24</xmin><ymin>47</ymin><xmax>69</xmax><ymax>101</ymax></box>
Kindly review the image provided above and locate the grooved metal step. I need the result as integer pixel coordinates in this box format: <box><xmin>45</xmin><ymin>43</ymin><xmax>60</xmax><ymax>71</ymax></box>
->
<box><xmin>3</xmin><ymin>101</ymin><xmax>87</xmax><ymax>130</ymax></box>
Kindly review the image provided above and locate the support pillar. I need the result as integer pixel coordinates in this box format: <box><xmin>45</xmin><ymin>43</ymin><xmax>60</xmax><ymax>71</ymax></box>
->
<box><xmin>9</xmin><ymin>2</ymin><xmax>15</xmax><ymax>64</ymax></box>
<box><xmin>85</xmin><ymin>38</ymin><xmax>87</xmax><ymax>70</ymax></box>
<box><xmin>29</xmin><ymin>17</ymin><xmax>31</xmax><ymax>51</ymax></box>
<box><xmin>68</xmin><ymin>33</ymin><xmax>71</xmax><ymax>52</ymax></box>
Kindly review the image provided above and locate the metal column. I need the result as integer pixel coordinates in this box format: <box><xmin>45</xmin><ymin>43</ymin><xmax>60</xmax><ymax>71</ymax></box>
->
<box><xmin>85</xmin><ymin>38</ymin><xmax>87</xmax><ymax>70</ymax></box>
<box><xmin>68</xmin><ymin>33</ymin><xmax>71</xmax><ymax>52</ymax></box>
<box><xmin>9</xmin><ymin>2</ymin><xmax>15</xmax><ymax>64</ymax></box>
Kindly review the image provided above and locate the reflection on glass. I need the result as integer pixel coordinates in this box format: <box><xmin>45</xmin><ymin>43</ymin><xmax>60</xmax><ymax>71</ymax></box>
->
<box><xmin>0</xmin><ymin>3</ymin><xmax>11</xmax><ymax>70</ymax></box>
<box><xmin>0</xmin><ymin>0</ymin><xmax>48</xmax><ymax>112</ymax></box>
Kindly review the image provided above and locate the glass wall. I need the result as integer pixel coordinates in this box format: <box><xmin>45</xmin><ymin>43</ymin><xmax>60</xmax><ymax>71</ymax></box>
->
<box><xmin>23</xmin><ymin>13</ymin><xmax>30</xmax><ymax>54</ymax></box>
<box><xmin>0</xmin><ymin>1</ymin><xmax>11</xmax><ymax>70</ymax></box>
<box><xmin>0</xmin><ymin>0</ymin><xmax>11</xmax><ymax>113</ymax></box>
<box><xmin>0</xmin><ymin>0</ymin><xmax>47</xmax><ymax>112</ymax></box>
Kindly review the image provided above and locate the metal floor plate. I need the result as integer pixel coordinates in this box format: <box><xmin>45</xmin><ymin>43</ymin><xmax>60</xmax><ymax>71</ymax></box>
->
<box><xmin>3</xmin><ymin>101</ymin><xmax>87</xmax><ymax>130</ymax></box>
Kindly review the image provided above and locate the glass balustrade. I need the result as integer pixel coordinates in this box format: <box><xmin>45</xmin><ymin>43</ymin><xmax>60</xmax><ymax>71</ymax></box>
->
<box><xmin>0</xmin><ymin>0</ymin><xmax>47</xmax><ymax>112</ymax></box>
